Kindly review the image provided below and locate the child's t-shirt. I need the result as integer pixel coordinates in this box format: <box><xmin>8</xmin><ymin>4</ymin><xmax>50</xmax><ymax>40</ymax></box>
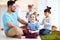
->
<box><xmin>41</xmin><ymin>17</ymin><xmax>51</xmax><ymax>30</ymax></box>
<box><xmin>26</xmin><ymin>11</ymin><xmax>34</xmax><ymax>22</ymax></box>
<box><xmin>27</xmin><ymin>21</ymin><xmax>40</xmax><ymax>31</ymax></box>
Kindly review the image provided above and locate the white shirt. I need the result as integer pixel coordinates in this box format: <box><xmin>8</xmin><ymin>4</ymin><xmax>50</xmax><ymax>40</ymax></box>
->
<box><xmin>41</xmin><ymin>17</ymin><xmax>51</xmax><ymax>30</ymax></box>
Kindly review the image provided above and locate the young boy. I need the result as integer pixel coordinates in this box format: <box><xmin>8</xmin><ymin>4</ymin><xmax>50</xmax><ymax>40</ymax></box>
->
<box><xmin>26</xmin><ymin>4</ymin><xmax>34</xmax><ymax>23</ymax></box>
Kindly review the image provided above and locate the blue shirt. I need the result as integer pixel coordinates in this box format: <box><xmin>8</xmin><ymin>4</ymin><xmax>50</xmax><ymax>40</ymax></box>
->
<box><xmin>26</xmin><ymin>11</ymin><xmax>34</xmax><ymax>22</ymax></box>
<box><xmin>26</xmin><ymin>12</ymin><xmax>31</xmax><ymax>22</ymax></box>
<box><xmin>3</xmin><ymin>11</ymin><xmax>18</xmax><ymax>32</ymax></box>
<box><xmin>27</xmin><ymin>21</ymin><xmax>40</xmax><ymax>31</ymax></box>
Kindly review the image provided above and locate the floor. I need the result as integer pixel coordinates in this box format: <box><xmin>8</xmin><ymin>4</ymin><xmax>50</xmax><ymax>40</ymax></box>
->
<box><xmin>0</xmin><ymin>30</ymin><xmax>41</xmax><ymax>40</ymax></box>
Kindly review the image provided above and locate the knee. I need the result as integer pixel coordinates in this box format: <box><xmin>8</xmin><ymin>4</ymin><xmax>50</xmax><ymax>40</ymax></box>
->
<box><xmin>13</xmin><ymin>27</ymin><xmax>23</xmax><ymax>35</ymax></box>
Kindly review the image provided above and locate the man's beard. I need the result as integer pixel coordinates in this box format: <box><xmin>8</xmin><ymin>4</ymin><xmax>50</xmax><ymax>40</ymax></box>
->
<box><xmin>11</xmin><ymin>10</ymin><xmax>15</xmax><ymax>12</ymax></box>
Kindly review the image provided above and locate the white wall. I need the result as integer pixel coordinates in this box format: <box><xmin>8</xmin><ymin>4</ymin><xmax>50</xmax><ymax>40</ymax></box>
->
<box><xmin>37</xmin><ymin>0</ymin><xmax>60</xmax><ymax>30</ymax></box>
<box><xmin>0</xmin><ymin>6</ymin><xmax>7</xmax><ymax>28</ymax></box>
<box><xmin>57</xmin><ymin>0</ymin><xmax>60</xmax><ymax>30</ymax></box>
<box><xmin>47</xmin><ymin>0</ymin><xmax>60</xmax><ymax>30</ymax></box>
<box><xmin>37</xmin><ymin>0</ymin><xmax>47</xmax><ymax>22</ymax></box>
<box><xmin>0</xmin><ymin>0</ymin><xmax>60</xmax><ymax>30</ymax></box>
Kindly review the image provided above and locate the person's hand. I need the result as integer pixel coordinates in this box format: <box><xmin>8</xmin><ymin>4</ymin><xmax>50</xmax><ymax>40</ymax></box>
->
<box><xmin>29</xmin><ymin>30</ymin><xmax>31</xmax><ymax>32</ymax></box>
<box><xmin>29</xmin><ymin>30</ymin><xmax>35</xmax><ymax>33</ymax></box>
<box><xmin>30</xmin><ymin>31</ymin><xmax>35</xmax><ymax>33</ymax></box>
<box><xmin>10</xmin><ymin>26</ymin><xmax>15</xmax><ymax>28</ymax></box>
<box><xmin>26</xmin><ymin>16</ymin><xmax>28</xmax><ymax>18</ymax></box>
<box><xmin>43</xmin><ymin>20</ymin><xmax>46</xmax><ymax>24</ymax></box>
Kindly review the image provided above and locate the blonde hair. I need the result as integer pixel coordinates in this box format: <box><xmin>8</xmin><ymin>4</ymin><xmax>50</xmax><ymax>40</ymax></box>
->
<box><xmin>33</xmin><ymin>12</ymin><xmax>39</xmax><ymax>21</ymax></box>
<box><xmin>30</xmin><ymin>12</ymin><xmax>39</xmax><ymax>21</ymax></box>
<box><xmin>30</xmin><ymin>14</ymin><xmax>36</xmax><ymax>21</ymax></box>
<box><xmin>33</xmin><ymin>12</ymin><xmax>39</xmax><ymax>16</ymax></box>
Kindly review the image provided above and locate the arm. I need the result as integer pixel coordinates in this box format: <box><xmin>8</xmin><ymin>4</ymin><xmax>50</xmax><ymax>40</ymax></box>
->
<box><xmin>7</xmin><ymin>22</ymin><xmax>16</xmax><ymax>28</ymax></box>
<box><xmin>41</xmin><ymin>18</ymin><xmax>51</xmax><ymax>25</ymax></box>
<box><xmin>26</xmin><ymin>16</ymin><xmax>28</xmax><ymax>18</ymax></box>
<box><xmin>44</xmin><ymin>22</ymin><xmax>51</xmax><ymax>26</ymax></box>
<box><xmin>18</xmin><ymin>17</ymin><xmax>28</xmax><ymax>25</ymax></box>
<box><xmin>4</xmin><ymin>15</ymin><xmax>16</xmax><ymax>28</ymax></box>
<box><xmin>40</xmin><ymin>19</ymin><xmax>44</xmax><ymax>25</ymax></box>
<box><xmin>26</xmin><ymin>12</ymin><xmax>29</xmax><ymax>18</ymax></box>
<box><xmin>44</xmin><ymin>18</ymin><xmax>51</xmax><ymax>26</ymax></box>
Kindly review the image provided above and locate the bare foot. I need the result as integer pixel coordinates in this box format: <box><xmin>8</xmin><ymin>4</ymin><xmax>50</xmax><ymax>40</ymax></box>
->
<box><xmin>21</xmin><ymin>36</ymin><xmax>25</xmax><ymax>39</ymax></box>
<box><xmin>15</xmin><ymin>35</ymin><xmax>21</xmax><ymax>39</ymax></box>
<box><xmin>1</xmin><ymin>28</ymin><xmax>4</xmax><ymax>31</ymax></box>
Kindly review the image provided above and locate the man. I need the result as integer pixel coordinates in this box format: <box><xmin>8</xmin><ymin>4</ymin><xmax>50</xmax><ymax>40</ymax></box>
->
<box><xmin>3</xmin><ymin>1</ymin><xmax>27</xmax><ymax>38</ymax></box>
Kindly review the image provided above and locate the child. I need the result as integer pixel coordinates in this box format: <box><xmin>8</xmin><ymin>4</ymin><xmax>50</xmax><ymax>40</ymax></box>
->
<box><xmin>26</xmin><ymin>4</ymin><xmax>34</xmax><ymax>23</ymax></box>
<box><xmin>23</xmin><ymin>13</ymin><xmax>40</xmax><ymax>38</ymax></box>
<box><xmin>33</xmin><ymin>12</ymin><xmax>39</xmax><ymax>22</ymax></box>
<box><xmin>39</xmin><ymin>6</ymin><xmax>51</xmax><ymax>35</ymax></box>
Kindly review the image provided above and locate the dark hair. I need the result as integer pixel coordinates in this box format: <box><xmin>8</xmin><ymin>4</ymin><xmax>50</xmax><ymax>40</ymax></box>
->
<box><xmin>9</xmin><ymin>0</ymin><xmax>17</xmax><ymax>1</ymax></box>
<box><xmin>52</xmin><ymin>26</ymin><xmax>57</xmax><ymax>28</ymax></box>
<box><xmin>14</xmin><ymin>0</ymin><xmax>17</xmax><ymax>1</ymax></box>
<box><xmin>44</xmin><ymin>6</ymin><xmax>51</xmax><ymax>13</ymax></box>
<box><xmin>28</xmin><ymin>4</ymin><xmax>33</xmax><ymax>8</ymax></box>
<box><xmin>7</xmin><ymin>1</ymin><xmax>15</xmax><ymax>7</ymax></box>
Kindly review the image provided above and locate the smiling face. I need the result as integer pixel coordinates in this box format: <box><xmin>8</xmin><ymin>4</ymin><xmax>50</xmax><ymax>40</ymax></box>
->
<box><xmin>30</xmin><ymin>14</ymin><xmax>36</xmax><ymax>22</ymax></box>
<box><xmin>10</xmin><ymin>4</ymin><xmax>16</xmax><ymax>12</ymax></box>
<box><xmin>44</xmin><ymin>12</ymin><xmax>50</xmax><ymax>17</ymax></box>
<box><xmin>8</xmin><ymin>3</ymin><xmax>16</xmax><ymax>12</ymax></box>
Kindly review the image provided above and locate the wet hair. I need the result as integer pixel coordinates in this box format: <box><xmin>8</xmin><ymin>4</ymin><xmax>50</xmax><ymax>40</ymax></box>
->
<box><xmin>44</xmin><ymin>6</ymin><xmax>51</xmax><ymax>13</ymax></box>
<box><xmin>7</xmin><ymin>1</ymin><xmax>15</xmax><ymax>7</ymax></box>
